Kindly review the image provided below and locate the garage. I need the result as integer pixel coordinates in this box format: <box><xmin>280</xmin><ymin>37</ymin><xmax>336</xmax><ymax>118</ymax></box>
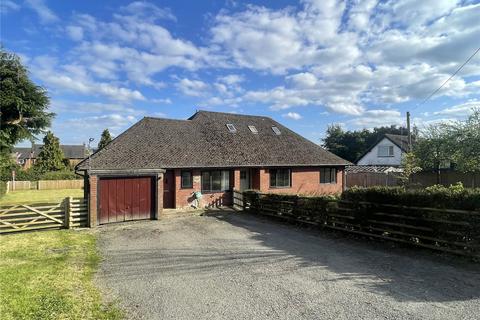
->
<box><xmin>98</xmin><ymin>176</ymin><xmax>154</xmax><ymax>224</ymax></box>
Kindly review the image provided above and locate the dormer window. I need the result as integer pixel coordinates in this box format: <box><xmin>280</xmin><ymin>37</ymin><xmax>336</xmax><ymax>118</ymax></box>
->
<box><xmin>378</xmin><ymin>145</ymin><xmax>394</xmax><ymax>157</ymax></box>
<box><xmin>272</xmin><ymin>126</ymin><xmax>281</xmax><ymax>135</ymax></box>
<box><xmin>226</xmin><ymin>124</ymin><xmax>236</xmax><ymax>133</ymax></box>
<box><xmin>248</xmin><ymin>125</ymin><xmax>258</xmax><ymax>134</ymax></box>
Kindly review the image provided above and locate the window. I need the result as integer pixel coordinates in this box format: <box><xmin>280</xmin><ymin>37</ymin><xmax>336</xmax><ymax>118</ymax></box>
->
<box><xmin>181</xmin><ymin>170</ymin><xmax>193</xmax><ymax>188</ymax></box>
<box><xmin>272</xmin><ymin>126</ymin><xmax>281</xmax><ymax>135</ymax></box>
<box><xmin>201</xmin><ymin>170</ymin><xmax>230</xmax><ymax>192</ymax></box>
<box><xmin>226</xmin><ymin>124</ymin><xmax>236</xmax><ymax>133</ymax></box>
<box><xmin>378</xmin><ymin>145</ymin><xmax>394</xmax><ymax>157</ymax></box>
<box><xmin>270</xmin><ymin>169</ymin><xmax>291</xmax><ymax>188</ymax></box>
<box><xmin>248</xmin><ymin>125</ymin><xmax>258</xmax><ymax>134</ymax></box>
<box><xmin>320</xmin><ymin>168</ymin><xmax>337</xmax><ymax>184</ymax></box>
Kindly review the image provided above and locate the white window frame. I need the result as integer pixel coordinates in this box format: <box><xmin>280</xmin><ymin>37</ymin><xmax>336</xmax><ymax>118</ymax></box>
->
<box><xmin>226</xmin><ymin>124</ymin><xmax>237</xmax><ymax>133</ymax></box>
<box><xmin>248</xmin><ymin>125</ymin><xmax>258</xmax><ymax>134</ymax></box>
<box><xmin>272</xmin><ymin>126</ymin><xmax>281</xmax><ymax>135</ymax></box>
<box><xmin>378</xmin><ymin>145</ymin><xmax>394</xmax><ymax>157</ymax></box>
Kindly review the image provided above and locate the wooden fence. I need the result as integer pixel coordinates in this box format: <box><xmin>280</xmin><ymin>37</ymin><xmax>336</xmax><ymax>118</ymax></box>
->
<box><xmin>242</xmin><ymin>191</ymin><xmax>480</xmax><ymax>258</ymax></box>
<box><xmin>346</xmin><ymin>171</ymin><xmax>480</xmax><ymax>188</ymax></box>
<box><xmin>233</xmin><ymin>189</ymin><xmax>244</xmax><ymax>210</ymax></box>
<box><xmin>0</xmin><ymin>197</ymin><xmax>88</xmax><ymax>234</ymax></box>
<box><xmin>7</xmin><ymin>179</ymin><xmax>84</xmax><ymax>191</ymax></box>
<box><xmin>346</xmin><ymin>172</ymin><xmax>399</xmax><ymax>188</ymax></box>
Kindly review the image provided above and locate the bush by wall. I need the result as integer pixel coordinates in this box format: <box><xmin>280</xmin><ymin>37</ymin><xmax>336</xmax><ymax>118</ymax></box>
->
<box><xmin>2</xmin><ymin>169</ymin><xmax>80</xmax><ymax>181</ymax></box>
<box><xmin>342</xmin><ymin>184</ymin><xmax>480</xmax><ymax>211</ymax></box>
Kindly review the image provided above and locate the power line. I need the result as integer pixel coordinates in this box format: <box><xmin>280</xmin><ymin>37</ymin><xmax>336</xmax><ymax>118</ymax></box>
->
<box><xmin>412</xmin><ymin>46</ymin><xmax>480</xmax><ymax>111</ymax></box>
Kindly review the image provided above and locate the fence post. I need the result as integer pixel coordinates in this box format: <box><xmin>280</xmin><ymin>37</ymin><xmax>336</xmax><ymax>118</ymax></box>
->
<box><xmin>64</xmin><ymin>197</ymin><xmax>72</xmax><ymax>229</ymax></box>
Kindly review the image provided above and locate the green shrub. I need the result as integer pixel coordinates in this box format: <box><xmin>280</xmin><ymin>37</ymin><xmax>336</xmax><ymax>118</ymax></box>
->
<box><xmin>0</xmin><ymin>181</ymin><xmax>6</xmax><ymax>199</ymax></box>
<box><xmin>342</xmin><ymin>184</ymin><xmax>480</xmax><ymax>211</ymax></box>
<box><xmin>40</xmin><ymin>170</ymin><xmax>80</xmax><ymax>180</ymax></box>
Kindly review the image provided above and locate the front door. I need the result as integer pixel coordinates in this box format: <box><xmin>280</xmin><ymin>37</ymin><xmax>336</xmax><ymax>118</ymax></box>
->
<box><xmin>163</xmin><ymin>170</ymin><xmax>175</xmax><ymax>208</ymax></box>
<box><xmin>240</xmin><ymin>169</ymin><xmax>251</xmax><ymax>191</ymax></box>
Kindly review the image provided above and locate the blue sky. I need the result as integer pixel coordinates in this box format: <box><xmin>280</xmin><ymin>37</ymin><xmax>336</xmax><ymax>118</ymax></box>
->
<box><xmin>2</xmin><ymin>0</ymin><xmax>480</xmax><ymax>147</ymax></box>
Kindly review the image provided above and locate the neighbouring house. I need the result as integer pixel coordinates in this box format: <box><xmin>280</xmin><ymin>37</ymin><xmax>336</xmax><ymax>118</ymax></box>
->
<box><xmin>75</xmin><ymin>111</ymin><xmax>350</xmax><ymax>226</ymax></box>
<box><xmin>13</xmin><ymin>144</ymin><xmax>88</xmax><ymax>169</ymax></box>
<box><xmin>356</xmin><ymin>134</ymin><xmax>409</xmax><ymax>166</ymax></box>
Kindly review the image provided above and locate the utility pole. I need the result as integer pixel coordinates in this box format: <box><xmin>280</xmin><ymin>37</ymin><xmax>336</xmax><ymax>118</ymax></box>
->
<box><xmin>406</xmin><ymin>111</ymin><xmax>412</xmax><ymax>152</ymax></box>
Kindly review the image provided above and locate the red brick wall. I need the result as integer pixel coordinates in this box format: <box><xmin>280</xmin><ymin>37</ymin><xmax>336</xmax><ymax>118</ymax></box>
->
<box><xmin>174</xmin><ymin>169</ymin><xmax>234</xmax><ymax>209</ymax></box>
<box><xmin>258</xmin><ymin>167</ymin><xmax>344</xmax><ymax>195</ymax></box>
<box><xmin>88</xmin><ymin>175</ymin><xmax>98</xmax><ymax>227</ymax></box>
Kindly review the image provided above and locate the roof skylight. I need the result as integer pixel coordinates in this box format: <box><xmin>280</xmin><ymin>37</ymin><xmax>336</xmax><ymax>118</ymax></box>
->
<box><xmin>272</xmin><ymin>126</ymin><xmax>281</xmax><ymax>135</ymax></box>
<box><xmin>226</xmin><ymin>124</ymin><xmax>237</xmax><ymax>133</ymax></box>
<box><xmin>248</xmin><ymin>125</ymin><xmax>258</xmax><ymax>134</ymax></box>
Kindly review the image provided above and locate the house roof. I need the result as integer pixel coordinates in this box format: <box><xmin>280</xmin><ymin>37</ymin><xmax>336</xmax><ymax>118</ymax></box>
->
<box><xmin>13</xmin><ymin>144</ymin><xmax>87</xmax><ymax>160</ymax></box>
<box><xmin>356</xmin><ymin>134</ymin><xmax>410</xmax><ymax>164</ymax></box>
<box><xmin>384</xmin><ymin>134</ymin><xmax>409</xmax><ymax>152</ymax></box>
<box><xmin>76</xmin><ymin>110</ymin><xmax>350</xmax><ymax>170</ymax></box>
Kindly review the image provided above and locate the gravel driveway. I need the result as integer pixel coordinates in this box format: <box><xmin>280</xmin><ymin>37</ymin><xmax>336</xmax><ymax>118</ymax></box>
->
<box><xmin>96</xmin><ymin>211</ymin><xmax>480</xmax><ymax>320</ymax></box>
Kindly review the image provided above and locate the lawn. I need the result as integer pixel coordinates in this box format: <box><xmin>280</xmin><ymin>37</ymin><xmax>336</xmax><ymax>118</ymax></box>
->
<box><xmin>0</xmin><ymin>230</ymin><xmax>122</xmax><ymax>320</ymax></box>
<box><xmin>0</xmin><ymin>189</ymin><xmax>84</xmax><ymax>205</ymax></box>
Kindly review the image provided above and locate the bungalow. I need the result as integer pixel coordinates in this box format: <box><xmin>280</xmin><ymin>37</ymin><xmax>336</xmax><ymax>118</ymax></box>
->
<box><xmin>75</xmin><ymin>111</ymin><xmax>349</xmax><ymax>226</ymax></box>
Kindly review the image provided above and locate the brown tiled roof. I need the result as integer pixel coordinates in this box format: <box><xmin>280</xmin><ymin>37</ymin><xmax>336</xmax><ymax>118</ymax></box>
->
<box><xmin>76</xmin><ymin>111</ymin><xmax>350</xmax><ymax>170</ymax></box>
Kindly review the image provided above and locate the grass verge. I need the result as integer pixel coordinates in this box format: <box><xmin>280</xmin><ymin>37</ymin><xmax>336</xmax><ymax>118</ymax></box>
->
<box><xmin>0</xmin><ymin>189</ymin><xmax>84</xmax><ymax>205</ymax></box>
<box><xmin>0</xmin><ymin>230</ymin><xmax>122</xmax><ymax>320</ymax></box>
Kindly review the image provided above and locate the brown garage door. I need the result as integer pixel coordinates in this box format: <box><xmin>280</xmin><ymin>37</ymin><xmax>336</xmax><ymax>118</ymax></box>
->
<box><xmin>99</xmin><ymin>177</ymin><xmax>154</xmax><ymax>224</ymax></box>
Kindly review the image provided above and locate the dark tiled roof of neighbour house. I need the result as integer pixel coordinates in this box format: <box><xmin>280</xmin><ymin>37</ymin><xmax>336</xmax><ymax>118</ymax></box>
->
<box><xmin>76</xmin><ymin>111</ymin><xmax>350</xmax><ymax>170</ymax></box>
<box><xmin>14</xmin><ymin>144</ymin><xmax>87</xmax><ymax>160</ymax></box>
<box><xmin>384</xmin><ymin>134</ymin><xmax>409</xmax><ymax>152</ymax></box>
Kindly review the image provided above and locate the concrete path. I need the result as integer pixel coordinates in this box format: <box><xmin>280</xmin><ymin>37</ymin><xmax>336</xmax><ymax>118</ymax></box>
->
<box><xmin>96</xmin><ymin>211</ymin><xmax>480</xmax><ymax>320</ymax></box>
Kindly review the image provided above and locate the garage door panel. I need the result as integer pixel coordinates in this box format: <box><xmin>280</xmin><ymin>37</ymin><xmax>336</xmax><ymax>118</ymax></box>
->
<box><xmin>99</xmin><ymin>180</ymin><xmax>109</xmax><ymax>224</ymax></box>
<box><xmin>116</xmin><ymin>179</ymin><xmax>125</xmax><ymax>222</ymax></box>
<box><xmin>124</xmin><ymin>179</ymin><xmax>133</xmax><ymax>221</ymax></box>
<box><xmin>99</xmin><ymin>176</ymin><xmax>153</xmax><ymax>224</ymax></box>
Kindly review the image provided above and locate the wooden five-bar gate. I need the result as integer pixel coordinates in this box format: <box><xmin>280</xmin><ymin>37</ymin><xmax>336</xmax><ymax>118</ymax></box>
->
<box><xmin>0</xmin><ymin>198</ymin><xmax>88</xmax><ymax>234</ymax></box>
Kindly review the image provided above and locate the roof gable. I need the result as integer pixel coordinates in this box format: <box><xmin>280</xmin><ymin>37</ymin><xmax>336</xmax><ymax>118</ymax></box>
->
<box><xmin>77</xmin><ymin>111</ymin><xmax>350</xmax><ymax>170</ymax></box>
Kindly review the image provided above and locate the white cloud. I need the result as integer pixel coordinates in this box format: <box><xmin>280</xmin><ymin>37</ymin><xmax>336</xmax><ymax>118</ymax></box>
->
<box><xmin>175</xmin><ymin>78</ymin><xmax>208</xmax><ymax>97</ymax></box>
<box><xmin>30</xmin><ymin>55</ymin><xmax>145</xmax><ymax>102</ymax></box>
<box><xmin>349</xmin><ymin>109</ymin><xmax>403</xmax><ymax>128</ymax></box>
<box><xmin>282</xmin><ymin>112</ymin><xmax>303</xmax><ymax>120</ymax></box>
<box><xmin>433</xmin><ymin>99</ymin><xmax>480</xmax><ymax>116</ymax></box>
<box><xmin>25</xmin><ymin>0</ymin><xmax>58</xmax><ymax>24</ymax></box>
<box><xmin>119</xmin><ymin>1</ymin><xmax>176</xmax><ymax>22</ymax></box>
<box><xmin>1</xmin><ymin>0</ymin><xmax>20</xmax><ymax>13</ymax></box>
<box><xmin>66</xmin><ymin>25</ymin><xmax>83</xmax><ymax>41</ymax></box>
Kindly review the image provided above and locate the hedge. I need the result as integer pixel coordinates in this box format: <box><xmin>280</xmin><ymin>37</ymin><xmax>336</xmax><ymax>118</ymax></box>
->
<box><xmin>342</xmin><ymin>184</ymin><xmax>480</xmax><ymax>211</ymax></box>
<box><xmin>1</xmin><ymin>170</ymin><xmax>80</xmax><ymax>181</ymax></box>
<box><xmin>0</xmin><ymin>181</ymin><xmax>6</xmax><ymax>199</ymax></box>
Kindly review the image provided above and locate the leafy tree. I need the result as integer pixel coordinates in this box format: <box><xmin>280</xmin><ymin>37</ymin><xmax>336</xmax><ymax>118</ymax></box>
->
<box><xmin>413</xmin><ymin>123</ymin><xmax>453</xmax><ymax>173</ymax></box>
<box><xmin>97</xmin><ymin>129</ymin><xmax>112</xmax><ymax>150</ymax></box>
<box><xmin>322</xmin><ymin>124</ymin><xmax>410</xmax><ymax>162</ymax></box>
<box><xmin>34</xmin><ymin>131</ymin><xmax>66</xmax><ymax>172</ymax></box>
<box><xmin>450</xmin><ymin>109</ymin><xmax>480</xmax><ymax>173</ymax></box>
<box><xmin>0</xmin><ymin>48</ymin><xmax>53</xmax><ymax>151</ymax></box>
<box><xmin>398</xmin><ymin>152</ymin><xmax>422</xmax><ymax>185</ymax></box>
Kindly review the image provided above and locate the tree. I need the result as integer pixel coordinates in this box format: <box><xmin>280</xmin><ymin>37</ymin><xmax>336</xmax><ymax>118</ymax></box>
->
<box><xmin>0</xmin><ymin>48</ymin><xmax>53</xmax><ymax>151</ymax></box>
<box><xmin>413</xmin><ymin>123</ymin><xmax>453</xmax><ymax>173</ymax></box>
<box><xmin>398</xmin><ymin>152</ymin><xmax>422</xmax><ymax>185</ymax></box>
<box><xmin>97</xmin><ymin>129</ymin><xmax>112</xmax><ymax>150</ymax></box>
<box><xmin>450</xmin><ymin>109</ymin><xmax>480</xmax><ymax>173</ymax></box>
<box><xmin>34</xmin><ymin>131</ymin><xmax>66</xmax><ymax>172</ymax></box>
<box><xmin>322</xmin><ymin>124</ymin><xmax>410</xmax><ymax>162</ymax></box>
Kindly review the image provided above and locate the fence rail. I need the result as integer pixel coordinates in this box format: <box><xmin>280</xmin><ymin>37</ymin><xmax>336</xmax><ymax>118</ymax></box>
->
<box><xmin>243</xmin><ymin>191</ymin><xmax>480</xmax><ymax>258</ymax></box>
<box><xmin>0</xmin><ymin>197</ymin><xmax>88</xmax><ymax>234</ymax></box>
<box><xmin>7</xmin><ymin>180</ymin><xmax>84</xmax><ymax>191</ymax></box>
